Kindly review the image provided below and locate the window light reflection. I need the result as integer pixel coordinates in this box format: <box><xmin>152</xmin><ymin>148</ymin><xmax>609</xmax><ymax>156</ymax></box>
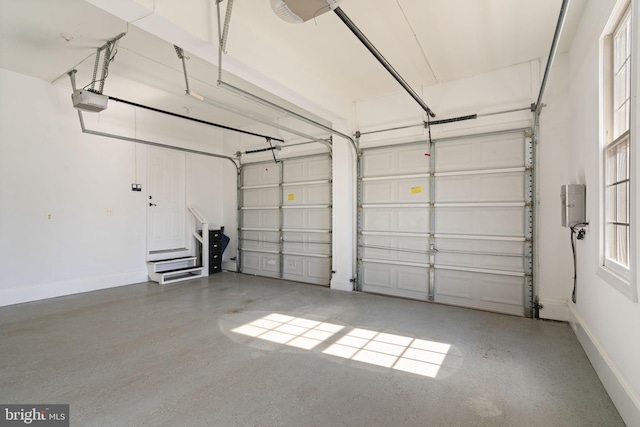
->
<box><xmin>323</xmin><ymin>329</ymin><xmax>451</xmax><ymax>378</ymax></box>
<box><xmin>231</xmin><ymin>313</ymin><xmax>344</xmax><ymax>350</ymax></box>
<box><xmin>231</xmin><ymin>314</ymin><xmax>452</xmax><ymax>378</ymax></box>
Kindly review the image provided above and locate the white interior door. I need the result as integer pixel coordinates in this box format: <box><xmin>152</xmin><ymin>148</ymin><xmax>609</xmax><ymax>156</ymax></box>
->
<box><xmin>147</xmin><ymin>147</ymin><xmax>187</xmax><ymax>253</ymax></box>
<box><xmin>239</xmin><ymin>155</ymin><xmax>332</xmax><ymax>285</ymax></box>
<box><xmin>358</xmin><ymin>129</ymin><xmax>533</xmax><ymax>316</ymax></box>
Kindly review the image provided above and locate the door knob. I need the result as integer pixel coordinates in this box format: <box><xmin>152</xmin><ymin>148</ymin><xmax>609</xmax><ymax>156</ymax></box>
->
<box><xmin>149</xmin><ymin>203</ymin><xmax>157</xmax><ymax>207</ymax></box>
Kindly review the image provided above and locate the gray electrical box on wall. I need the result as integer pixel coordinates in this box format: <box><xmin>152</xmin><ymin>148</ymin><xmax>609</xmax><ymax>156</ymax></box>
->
<box><xmin>561</xmin><ymin>184</ymin><xmax>586</xmax><ymax>227</ymax></box>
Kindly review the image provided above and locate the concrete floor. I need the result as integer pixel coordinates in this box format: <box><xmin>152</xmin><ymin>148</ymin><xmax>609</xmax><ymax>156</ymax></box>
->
<box><xmin>0</xmin><ymin>273</ymin><xmax>624</xmax><ymax>427</ymax></box>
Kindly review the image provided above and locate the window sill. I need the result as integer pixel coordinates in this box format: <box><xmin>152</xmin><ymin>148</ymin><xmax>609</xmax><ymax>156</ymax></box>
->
<box><xmin>597</xmin><ymin>265</ymin><xmax>638</xmax><ymax>302</ymax></box>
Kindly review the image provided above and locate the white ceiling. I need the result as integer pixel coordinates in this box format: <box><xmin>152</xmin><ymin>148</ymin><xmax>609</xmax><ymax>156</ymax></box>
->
<box><xmin>0</xmin><ymin>0</ymin><xmax>586</xmax><ymax>138</ymax></box>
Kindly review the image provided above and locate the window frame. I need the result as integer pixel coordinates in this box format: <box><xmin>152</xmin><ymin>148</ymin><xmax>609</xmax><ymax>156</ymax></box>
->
<box><xmin>599</xmin><ymin>1</ymin><xmax>637</xmax><ymax>301</ymax></box>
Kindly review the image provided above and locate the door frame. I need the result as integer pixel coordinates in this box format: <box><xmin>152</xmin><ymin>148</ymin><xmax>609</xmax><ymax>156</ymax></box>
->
<box><xmin>146</xmin><ymin>146</ymin><xmax>190</xmax><ymax>261</ymax></box>
<box><xmin>357</xmin><ymin>127</ymin><xmax>534</xmax><ymax>316</ymax></box>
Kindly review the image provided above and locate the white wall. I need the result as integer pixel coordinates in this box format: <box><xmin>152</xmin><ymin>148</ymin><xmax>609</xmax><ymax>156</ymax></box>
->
<box><xmin>536</xmin><ymin>53</ymin><xmax>574</xmax><ymax>320</ymax></box>
<box><xmin>356</xmin><ymin>61</ymin><xmax>537</xmax><ymax>149</ymax></box>
<box><xmin>0</xmin><ymin>68</ymin><xmax>235</xmax><ymax>306</ymax></box>
<box><xmin>539</xmin><ymin>0</ymin><xmax>640</xmax><ymax>424</ymax></box>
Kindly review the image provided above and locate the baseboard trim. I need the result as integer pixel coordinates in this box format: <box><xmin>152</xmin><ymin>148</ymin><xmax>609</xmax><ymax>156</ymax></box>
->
<box><xmin>222</xmin><ymin>260</ymin><xmax>237</xmax><ymax>272</ymax></box>
<box><xmin>0</xmin><ymin>270</ymin><xmax>149</xmax><ymax>308</ymax></box>
<box><xmin>538</xmin><ymin>298</ymin><xmax>569</xmax><ymax>321</ymax></box>
<box><xmin>330</xmin><ymin>278</ymin><xmax>353</xmax><ymax>292</ymax></box>
<box><xmin>568</xmin><ymin>304</ymin><xmax>640</xmax><ymax>426</ymax></box>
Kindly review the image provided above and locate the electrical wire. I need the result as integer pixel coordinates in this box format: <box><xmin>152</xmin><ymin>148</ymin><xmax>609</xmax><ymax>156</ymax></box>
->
<box><xmin>569</xmin><ymin>222</ymin><xmax>589</xmax><ymax>303</ymax></box>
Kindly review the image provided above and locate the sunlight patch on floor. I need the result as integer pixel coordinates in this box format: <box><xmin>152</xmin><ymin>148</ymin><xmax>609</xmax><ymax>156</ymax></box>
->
<box><xmin>323</xmin><ymin>329</ymin><xmax>450</xmax><ymax>378</ymax></box>
<box><xmin>231</xmin><ymin>313</ymin><xmax>344</xmax><ymax>350</ymax></box>
<box><xmin>231</xmin><ymin>313</ymin><xmax>451</xmax><ymax>378</ymax></box>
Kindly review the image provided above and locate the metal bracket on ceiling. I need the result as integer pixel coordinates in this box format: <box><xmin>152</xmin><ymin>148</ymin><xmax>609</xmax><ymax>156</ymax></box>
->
<box><xmin>90</xmin><ymin>32</ymin><xmax>126</xmax><ymax>94</ymax></box>
<box><xmin>174</xmin><ymin>45</ymin><xmax>191</xmax><ymax>93</ymax></box>
<box><xmin>216</xmin><ymin>0</ymin><xmax>235</xmax><ymax>83</ymax></box>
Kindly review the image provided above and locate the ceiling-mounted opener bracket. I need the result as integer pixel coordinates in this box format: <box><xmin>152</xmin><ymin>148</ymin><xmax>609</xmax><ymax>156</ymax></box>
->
<box><xmin>90</xmin><ymin>32</ymin><xmax>126</xmax><ymax>94</ymax></box>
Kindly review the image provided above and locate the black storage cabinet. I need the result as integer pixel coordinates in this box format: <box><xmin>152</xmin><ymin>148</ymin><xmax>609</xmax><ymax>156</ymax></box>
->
<box><xmin>208</xmin><ymin>229</ymin><xmax>223</xmax><ymax>275</ymax></box>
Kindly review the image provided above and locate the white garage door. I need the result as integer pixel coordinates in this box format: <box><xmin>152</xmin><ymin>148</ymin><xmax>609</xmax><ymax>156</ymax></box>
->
<box><xmin>358</xmin><ymin>129</ymin><xmax>533</xmax><ymax>316</ymax></box>
<box><xmin>239</xmin><ymin>155</ymin><xmax>332</xmax><ymax>286</ymax></box>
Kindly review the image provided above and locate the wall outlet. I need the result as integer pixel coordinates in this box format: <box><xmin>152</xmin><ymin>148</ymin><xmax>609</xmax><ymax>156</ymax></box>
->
<box><xmin>131</xmin><ymin>183</ymin><xmax>142</xmax><ymax>191</ymax></box>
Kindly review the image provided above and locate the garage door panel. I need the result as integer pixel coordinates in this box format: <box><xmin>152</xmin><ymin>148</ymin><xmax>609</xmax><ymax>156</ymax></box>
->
<box><xmin>283</xmin><ymin>231</ymin><xmax>331</xmax><ymax>255</ymax></box>
<box><xmin>283</xmin><ymin>255</ymin><xmax>331</xmax><ymax>285</ymax></box>
<box><xmin>240</xmin><ymin>156</ymin><xmax>331</xmax><ymax>286</ymax></box>
<box><xmin>435</xmin><ymin>252</ymin><xmax>524</xmax><ymax>272</ymax></box>
<box><xmin>435</xmin><ymin>134</ymin><xmax>524</xmax><ymax>172</ymax></box>
<box><xmin>362</xmin><ymin>178</ymin><xmax>430</xmax><ymax>204</ymax></box>
<box><xmin>397</xmin><ymin>148</ymin><xmax>431</xmax><ymax>172</ymax></box>
<box><xmin>283</xmin><ymin>208</ymin><xmax>331</xmax><ymax>229</ymax></box>
<box><xmin>242</xmin><ymin>209</ymin><xmax>280</xmax><ymax>229</ymax></box>
<box><xmin>283</xmin><ymin>183</ymin><xmax>330</xmax><ymax>206</ymax></box>
<box><xmin>240</xmin><ymin>251</ymin><xmax>280</xmax><ymax>278</ymax></box>
<box><xmin>363</xmin><ymin>207</ymin><xmax>430</xmax><ymax>233</ymax></box>
<box><xmin>435</xmin><ymin>173</ymin><xmax>524</xmax><ymax>203</ymax></box>
<box><xmin>240</xmin><ymin>230</ymin><xmax>280</xmax><ymax>252</ymax></box>
<box><xmin>361</xmin><ymin>261</ymin><xmax>429</xmax><ymax>300</ymax></box>
<box><xmin>242</xmin><ymin>187</ymin><xmax>280</xmax><ymax>207</ymax></box>
<box><xmin>243</xmin><ymin>163</ymin><xmax>281</xmax><ymax>186</ymax></box>
<box><xmin>283</xmin><ymin>157</ymin><xmax>331</xmax><ymax>182</ymax></box>
<box><xmin>435</xmin><ymin>207</ymin><xmax>524</xmax><ymax>236</ymax></box>
<box><xmin>435</xmin><ymin>238</ymin><xmax>524</xmax><ymax>256</ymax></box>
<box><xmin>362</xmin><ymin>235</ymin><xmax>429</xmax><ymax>263</ymax></box>
<box><xmin>362</xmin><ymin>146</ymin><xmax>430</xmax><ymax>177</ymax></box>
<box><xmin>358</xmin><ymin>129</ymin><xmax>532</xmax><ymax>316</ymax></box>
<box><xmin>434</xmin><ymin>269</ymin><xmax>524</xmax><ymax>316</ymax></box>
<box><xmin>397</xmin><ymin>268</ymin><xmax>430</xmax><ymax>293</ymax></box>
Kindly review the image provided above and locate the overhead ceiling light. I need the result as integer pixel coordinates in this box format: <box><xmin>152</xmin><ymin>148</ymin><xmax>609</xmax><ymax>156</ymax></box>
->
<box><xmin>270</xmin><ymin>0</ymin><xmax>342</xmax><ymax>23</ymax></box>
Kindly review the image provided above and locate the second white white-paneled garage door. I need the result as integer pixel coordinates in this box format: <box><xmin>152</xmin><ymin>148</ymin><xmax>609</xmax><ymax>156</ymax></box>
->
<box><xmin>358</xmin><ymin>129</ymin><xmax>533</xmax><ymax>316</ymax></box>
<box><xmin>239</xmin><ymin>155</ymin><xmax>332</xmax><ymax>286</ymax></box>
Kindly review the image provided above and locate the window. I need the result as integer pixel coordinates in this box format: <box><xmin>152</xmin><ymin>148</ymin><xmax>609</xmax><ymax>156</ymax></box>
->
<box><xmin>601</xmin><ymin>3</ymin><xmax>634</xmax><ymax>298</ymax></box>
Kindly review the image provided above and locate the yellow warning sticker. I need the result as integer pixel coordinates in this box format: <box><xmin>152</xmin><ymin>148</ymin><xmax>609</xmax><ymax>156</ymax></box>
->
<box><xmin>287</xmin><ymin>193</ymin><xmax>295</xmax><ymax>201</ymax></box>
<box><xmin>410</xmin><ymin>186</ymin><xmax>423</xmax><ymax>194</ymax></box>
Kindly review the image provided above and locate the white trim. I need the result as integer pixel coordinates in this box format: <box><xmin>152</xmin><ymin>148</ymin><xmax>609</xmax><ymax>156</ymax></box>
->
<box><xmin>568</xmin><ymin>304</ymin><xmax>640</xmax><ymax>426</ymax></box>
<box><xmin>0</xmin><ymin>270</ymin><xmax>149</xmax><ymax>308</ymax></box>
<box><xmin>538</xmin><ymin>299</ymin><xmax>569</xmax><ymax>321</ymax></box>
<box><xmin>598</xmin><ymin>266</ymin><xmax>638</xmax><ymax>301</ymax></box>
<box><xmin>330</xmin><ymin>278</ymin><xmax>353</xmax><ymax>292</ymax></box>
<box><xmin>598</xmin><ymin>0</ymin><xmax>637</xmax><ymax>302</ymax></box>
